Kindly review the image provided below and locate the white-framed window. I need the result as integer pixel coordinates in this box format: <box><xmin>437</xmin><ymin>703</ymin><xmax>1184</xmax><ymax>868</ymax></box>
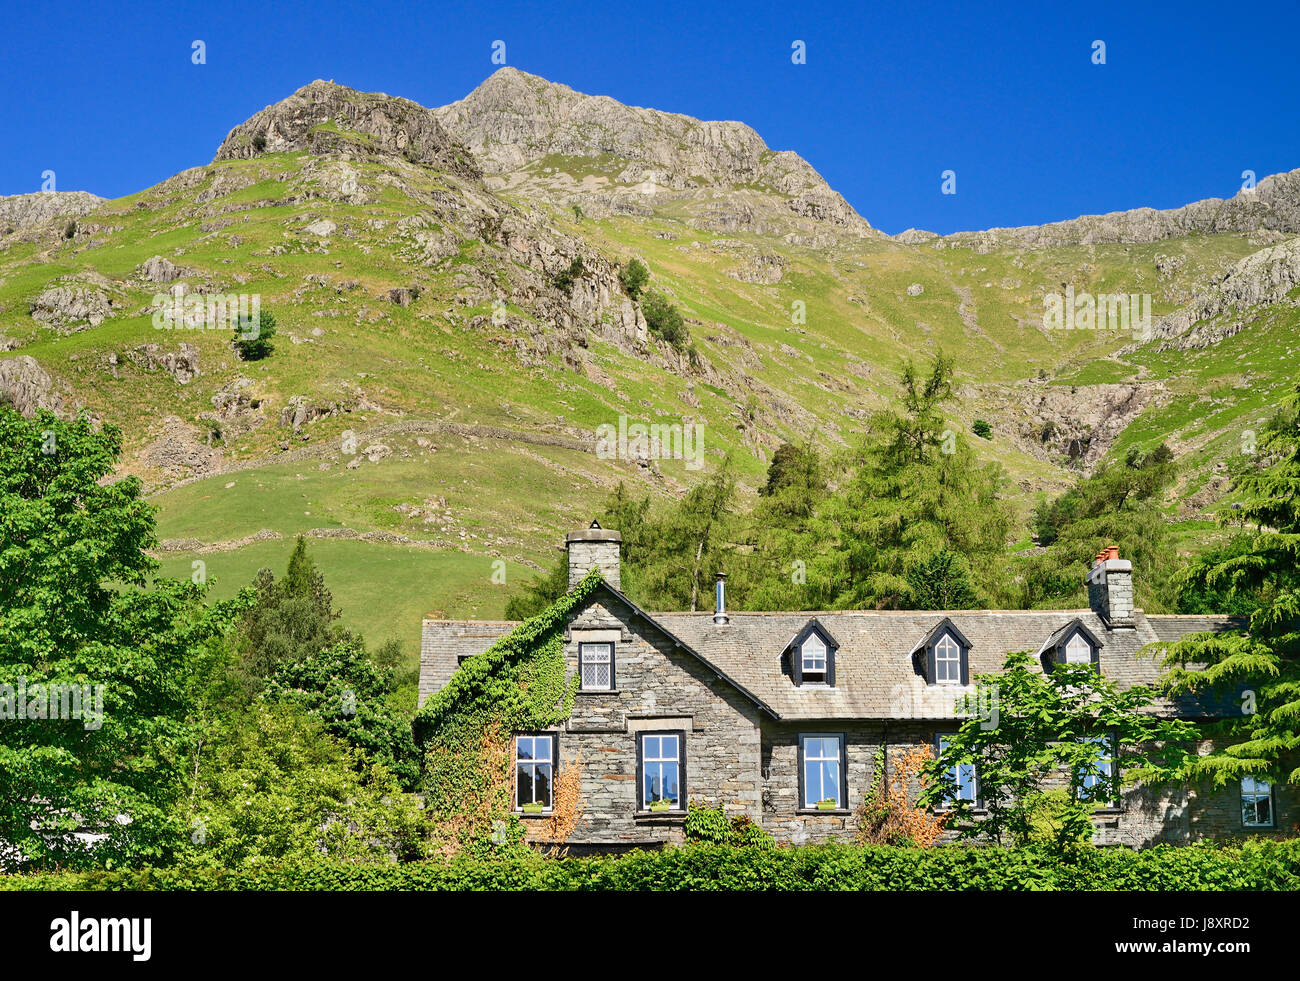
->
<box><xmin>1242</xmin><ymin>777</ymin><xmax>1274</xmax><ymax>828</ymax></box>
<box><xmin>935</xmin><ymin>633</ymin><xmax>963</xmax><ymax>684</ymax></box>
<box><xmin>801</xmin><ymin>634</ymin><xmax>827</xmax><ymax>680</ymax></box>
<box><xmin>579</xmin><ymin>642</ymin><xmax>613</xmax><ymax>691</ymax></box>
<box><xmin>936</xmin><ymin>734</ymin><xmax>977</xmax><ymax>806</ymax></box>
<box><xmin>1065</xmin><ymin>633</ymin><xmax>1092</xmax><ymax>665</ymax></box>
<box><xmin>515</xmin><ymin>734</ymin><xmax>554</xmax><ymax>811</ymax></box>
<box><xmin>1077</xmin><ymin>735</ymin><xmax>1115</xmax><ymax>804</ymax></box>
<box><xmin>639</xmin><ymin>732</ymin><xmax>683</xmax><ymax>810</ymax></box>
<box><xmin>800</xmin><ymin>734</ymin><xmax>843</xmax><ymax>809</ymax></box>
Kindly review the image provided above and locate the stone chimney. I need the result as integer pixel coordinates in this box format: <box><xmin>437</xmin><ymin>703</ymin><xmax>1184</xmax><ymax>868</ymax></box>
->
<box><xmin>1086</xmin><ymin>545</ymin><xmax>1134</xmax><ymax>628</ymax></box>
<box><xmin>565</xmin><ymin>521</ymin><xmax>621</xmax><ymax>590</ymax></box>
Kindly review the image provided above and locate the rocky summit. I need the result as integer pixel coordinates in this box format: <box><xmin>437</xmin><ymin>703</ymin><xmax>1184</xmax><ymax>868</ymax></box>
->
<box><xmin>214</xmin><ymin>79</ymin><xmax>482</xmax><ymax>182</ymax></box>
<box><xmin>433</xmin><ymin>67</ymin><xmax>876</xmax><ymax>243</ymax></box>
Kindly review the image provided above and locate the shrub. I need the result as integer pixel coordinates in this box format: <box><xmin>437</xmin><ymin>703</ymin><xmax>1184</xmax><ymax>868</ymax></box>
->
<box><xmin>972</xmin><ymin>419</ymin><xmax>992</xmax><ymax>439</ymax></box>
<box><xmin>233</xmin><ymin>310</ymin><xmax>277</xmax><ymax>361</ymax></box>
<box><xmin>684</xmin><ymin>803</ymin><xmax>775</xmax><ymax>847</ymax></box>
<box><xmin>6</xmin><ymin>841</ymin><xmax>1298</xmax><ymax>892</ymax></box>
<box><xmin>618</xmin><ymin>258</ymin><xmax>649</xmax><ymax>299</ymax></box>
<box><xmin>252</xmin><ymin>133</ymin><xmax>268</xmax><ymax>152</ymax></box>
<box><xmin>641</xmin><ymin>290</ymin><xmax>689</xmax><ymax>352</ymax></box>
<box><xmin>551</xmin><ymin>255</ymin><xmax>585</xmax><ymax>295</ymax></box>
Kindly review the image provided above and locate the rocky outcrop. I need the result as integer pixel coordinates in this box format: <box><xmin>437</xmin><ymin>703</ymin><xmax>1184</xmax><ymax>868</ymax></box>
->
<box><xmin>0</xmin><ymin>356</ymin><xmax>63</xmax><ymax>417</ymax></box>
<box><xmin>936</xmin><ymin>168</ymin><xmax>1300</xmax><ymax>251</ymax></box>
<box><xmin>127</xmin><ymin>343</ymin><xmax>201</xmax><ymax>384</ymax></box>
<box><xmin>28</xmin><ymin>285</ymin><xmax>114</xmax><ymax>331</ymax></box>
<box><xmin>1136</xmin><ymin>237</ymin><xmax>1300</xmax><ymax>351</ymax></box>
<box><xmin>0</xmin><ymin>191</ymin><xmax>104</xmax><ymax>232</ymax></box>
<box><xmin>985</xmin><ymin>379</ymin><xmax>1166</xmax><ymax>469</ymax></box>
<box><xmin>434</xmin><ymin>68</ymin><xmax>877</xmax><ymax>239</ymax></box>
<box><xmin>212</xmin><ymin>80</ymin><xmax>481</xmax><ymax>182</ymax></box>
<box><xmin>137</xmin><ymin>255</ymin><xmax>190</xmax><ymax>283</ymax></box>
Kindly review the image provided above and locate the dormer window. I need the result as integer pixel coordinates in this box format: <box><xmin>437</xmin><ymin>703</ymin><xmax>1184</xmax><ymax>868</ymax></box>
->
<box><xmin>910</xmin><ymin>619</ymin><xmax>971</xmax><ymax>686</ymax></box>
<box><xmin>788</xmin><ymin>620</ymin><xmax>838</xmax><ymax>687</ymax></box>
<box><xmin>1040</xmin><ymin>619</ymin><xmax>1102</xmax><ymax>671</ymax></box>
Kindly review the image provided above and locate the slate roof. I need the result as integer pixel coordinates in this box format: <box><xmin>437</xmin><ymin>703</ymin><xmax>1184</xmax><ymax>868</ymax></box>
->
<box><xmin>421</xmin><ymin>594</ymin><xmax>1248</xmax><ymax>721</ymax></box>
<box><xmin>656</xmin><ymin>608</ymin><xmax>1247</xmax><ymax>721</ymax></box>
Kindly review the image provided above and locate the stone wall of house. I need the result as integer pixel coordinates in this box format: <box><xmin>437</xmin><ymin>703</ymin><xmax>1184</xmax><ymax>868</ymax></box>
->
<box><xmin>757</xmin><ymin>722</ymin><xmax>1208</xmax><ymax>848</ymax></box>
<box><xmin>1187</xmin><ymin>741</ymin><xmax>1299</xmax><ymax>840</ymax></box>
<box><xmin>522</xmin><ymin>591</ymin><xmax>764</xmax><ymax>847</ymax></box>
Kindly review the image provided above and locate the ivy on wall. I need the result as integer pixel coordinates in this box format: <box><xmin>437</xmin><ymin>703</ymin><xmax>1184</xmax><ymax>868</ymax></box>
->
<box><xmin>413</xmin><ymin>568</ymin><xmax>603</xmax><ymax>855</ymax></box>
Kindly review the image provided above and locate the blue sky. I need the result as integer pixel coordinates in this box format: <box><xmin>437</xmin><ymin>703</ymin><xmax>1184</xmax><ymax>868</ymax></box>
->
<box><xmin>3</xmin><ymin>0</ymin><xmax>1297</xmax><ymax>235</ymax></box>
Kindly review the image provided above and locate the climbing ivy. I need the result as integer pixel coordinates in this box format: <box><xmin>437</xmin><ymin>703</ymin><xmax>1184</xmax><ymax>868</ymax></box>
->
<box><xmin>413</xmin><ymin>569</ymin><xmax>603</xmax><ymax>855</ymax></box>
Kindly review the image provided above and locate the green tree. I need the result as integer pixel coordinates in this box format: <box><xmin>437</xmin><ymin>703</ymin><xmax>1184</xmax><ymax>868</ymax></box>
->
<box><xmin>618</xmin><ymin>258</ymin><xmax>650</xmax><ymax>300</ymax></box>
<box><xmin>972</xmin><ymin>419</ymin><xmax>992</xmax><ymax>439</ymax></box>
<box><xmin>550</xmin><ymin>255</ymin><xmax>585</xmax><ymax>295</ymax></box>
<box><xmin>919</xmin><ymin>651</ymin><xmax>1196</xmax><ymax>848</ymax></box>
<box><xmin>262</xmin><ymin>639</ymin><xmax>420</xmax><ymax>789</ymax></box>
<box><xmin>796</xmin><ymin>352</ymin><xmax>1011</xmax><ymax>609</ymax></box>
<box><xmin>905</xmin><ymin>548</ymin><xmax>979</xmax><ymax>610</ymax></box>
<box><xmin>233</xmin><ymin>309</ymin><xmax>276</xmax><ymax>361</ymax></box>
<box><xmin>236</xmin><ymin>536</ymin><xmax>348</xmax><ymax>687</ymax></box>
<box><xmin>1156</xmin><ymin>385</ymin><xmax>1300</xmax><ymax>786</ymax></box>
<box><xmin>180</xmin><ymin>705</ymin><xmax>426</xmax><ymax>866</ymax></box>
<box><xmin>0</xmin><ymin>410</ymin><xmax>237</xmax><ymax>869</ymax></box>
<box><xmin>641</xmin><ymin>290</ymin><xmax>690</xmax><ymax>352</ymax></box>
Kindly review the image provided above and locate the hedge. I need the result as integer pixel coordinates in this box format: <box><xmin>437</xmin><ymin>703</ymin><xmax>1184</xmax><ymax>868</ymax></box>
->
<box><xmin>5</xmin><ymin>840</ymin><xmax>1299</xmax><ymax>891</ymax></box>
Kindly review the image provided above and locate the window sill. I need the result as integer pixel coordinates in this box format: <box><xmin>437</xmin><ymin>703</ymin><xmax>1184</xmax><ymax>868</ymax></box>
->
<box><xmin>797</xmin><ymin>808</ymin><xmax>851</xmax><ymax>816</ymax></box>
<box><xmin>516</xmin><ymin>810</ymin><xmax>554</xmax><ymax>819</ymax></box>
<box><xmin>578</xmin><ymin>689</ymin><xmax>621</xmax><ymax>695</ymax></box>
<box><xmin>634</xmin><ymin>810</ymin><xmax>686</xmax><ymax>821</ymax></box>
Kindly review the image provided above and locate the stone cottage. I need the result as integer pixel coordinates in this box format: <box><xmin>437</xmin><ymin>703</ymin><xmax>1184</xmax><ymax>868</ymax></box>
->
<box><xmin>420</xmin><ymin>526</ymin><xmax>1290</xmax><ymax>848</ymax></box>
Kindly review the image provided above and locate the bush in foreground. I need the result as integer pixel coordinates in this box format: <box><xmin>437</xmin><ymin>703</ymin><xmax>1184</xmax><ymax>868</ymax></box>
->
<box><xmin>5</xmin><ymin>840</ymin><xmax>1298</xmax><ymax>891</ymax></box>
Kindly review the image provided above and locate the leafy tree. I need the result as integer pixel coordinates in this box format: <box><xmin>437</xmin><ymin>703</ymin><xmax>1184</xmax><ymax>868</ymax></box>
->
<box><xmin>261</xmin><ymin>640</ymin><xmax>420</xmax><ymax>789</ymax></box>
<box><xmin>760</xmin><ymin>440</ymin><xmax>826</xmax><ymax>499</ymax></box>
<box><xmin>1156</xmin><ymin>385</ymin><xmax>1300</xmax><ymax>786</ymax></box>
<box><xmin>618</xmin><ymin>258</ymin><xmax>650</xmax><ymax>300</ymax></box>
<box><xmin>919</xmin><ymin>651</ymin><xmax>1196</xmax><ymax>848</ymax></box>
<box><xmin>0</xmin><ymin>410</ymin><xmax>238</xmax><ymax>869</ymax></box>
<box><xmin>236</xmin><ymin>536</ymin><xmax>348</xmax><ymax>688</ymax></box>
<box><xmin>180</xmin><ymin>705</ymin><xmax>426</xmax><ymax>866</ymax></box>
<box><xmin>641</xmin><ymin>290</ymin><xmax>690</xmax><ymax>352</ymax></box>
<box><xmin>233</xmin><ymin>309</ymin><xmax>276</xmax><ymax>361</ymax></box>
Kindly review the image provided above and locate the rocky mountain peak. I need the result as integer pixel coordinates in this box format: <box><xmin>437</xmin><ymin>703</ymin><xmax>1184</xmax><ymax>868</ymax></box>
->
<box><xmin>434</xmin><ymin>67</ymin><xmax>877</xmax><ymax>239</ymax></box>
<box><xmin>212</xmin><ymin>80</ymin><xmax>481</xmax><ymax>182</ymax></box>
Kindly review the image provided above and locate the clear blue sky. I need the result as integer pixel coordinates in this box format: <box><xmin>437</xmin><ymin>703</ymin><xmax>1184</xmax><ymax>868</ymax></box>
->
<box><xmin>4</xmin><ymin>0</ymin><xmax>1297</xmax><ymax>235</ymax></box>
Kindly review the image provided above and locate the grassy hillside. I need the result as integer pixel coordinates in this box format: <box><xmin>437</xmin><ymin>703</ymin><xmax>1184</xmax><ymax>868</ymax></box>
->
<box><xmin>3</xmin><ymin>128</ymin><xmax>1296</xmax><ymax>662</ymax></box>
